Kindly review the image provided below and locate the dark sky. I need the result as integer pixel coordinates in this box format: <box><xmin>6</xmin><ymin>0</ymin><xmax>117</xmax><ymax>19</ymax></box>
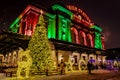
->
<box><xmin>0</xmin><ymin>0</ymin><xmax>120</xmax><ymax>49</ymax></box>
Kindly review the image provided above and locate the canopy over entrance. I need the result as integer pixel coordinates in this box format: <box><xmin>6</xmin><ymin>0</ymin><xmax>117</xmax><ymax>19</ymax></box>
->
<box><xmin>0</xmin><ymin>31</ymin><xmax>29</xmax><ymax>55</ymax></box>
<box><xmin>49</xmin><ymin>39</ymin><xmax>106</xmax><ymax>55</ymax></box>
<box><xmin>0</xmin><ymin>31</ymin><xmax>106</xmax><ymax>56</ymax></box>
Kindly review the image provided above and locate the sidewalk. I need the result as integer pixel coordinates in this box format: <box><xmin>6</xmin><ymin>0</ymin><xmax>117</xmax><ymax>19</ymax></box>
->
<box><xmin>3</xmin><ymin>69</ymin><xmax>120</xmax><ymax>80</ymax></box>
<box><xmin>38</xmin><ymin>69</ymin><xmax>114</xmax><ymax>80</ymax></box>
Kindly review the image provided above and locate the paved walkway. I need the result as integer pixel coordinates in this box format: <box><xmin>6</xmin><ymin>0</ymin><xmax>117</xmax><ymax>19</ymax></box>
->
<box><xmin>38</xmin><ymin>69</ymin><xmax>118</xmax><ymax>80</ymax></box>
<box><xmin>1</xmin><ymin>69</ymin><xmax>120</xmax><ymax>80</ymax></box>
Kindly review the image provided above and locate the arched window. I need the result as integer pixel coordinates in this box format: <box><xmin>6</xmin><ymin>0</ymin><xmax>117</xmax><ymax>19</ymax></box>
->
<box><xmin>79</xmin><ymin>31</ymin><xmax>87</xmax><ymax>46</ymax></box>
<box><xmin>79</xmin><ymin>32</ymin><xmax>84</xmax><ymax>45</ymax></box>
<box><xmin>71</xmin><ymin>27</ymin><xmax>79</xmax><ymax>44</ymax></box>
<box><xmin>87</xmin><ymin>34</ymin><xmax>94</xmax><ymax>47</ymax></box>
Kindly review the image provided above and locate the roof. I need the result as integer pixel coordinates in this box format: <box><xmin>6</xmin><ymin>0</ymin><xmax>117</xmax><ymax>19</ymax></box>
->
<box><xmin>0</xmin><ymin>31</ymin><xmax>29</xmax><ymax>54</ymax></box>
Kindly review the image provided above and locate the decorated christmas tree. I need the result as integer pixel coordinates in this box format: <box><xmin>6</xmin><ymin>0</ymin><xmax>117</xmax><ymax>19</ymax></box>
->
<box><xmin>28</xmin><ymin>14</ymin><xmax>54</xmax><ymax>72</ymax></box>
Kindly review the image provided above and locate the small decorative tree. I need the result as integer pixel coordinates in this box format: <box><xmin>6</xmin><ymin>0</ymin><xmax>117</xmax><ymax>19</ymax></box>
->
<box><xmin>28</xmin><ymin>14</ymin><xmax>54</xmax><ymax>73</ymax></box>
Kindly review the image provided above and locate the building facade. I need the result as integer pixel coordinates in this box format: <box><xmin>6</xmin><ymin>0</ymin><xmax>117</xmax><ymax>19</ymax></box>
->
<box><xmin>0</xmin><ymin>4</ymin><xmax>106</xmax><ymax>70</ymax></box>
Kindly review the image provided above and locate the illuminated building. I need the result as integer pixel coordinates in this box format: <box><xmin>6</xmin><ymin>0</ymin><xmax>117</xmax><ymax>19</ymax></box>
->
<box><xmin>0</xmin><ymin>4</ymin><xmax>106</xmax><ymax>70</ymax></box>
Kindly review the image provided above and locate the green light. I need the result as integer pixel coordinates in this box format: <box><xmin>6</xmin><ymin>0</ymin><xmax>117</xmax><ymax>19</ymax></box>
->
<box><xmin>90</xmin><ymin>25</ymin><xmax>103</xmax><ymax>49</ymax></box>
<box><xmin>45</xmin><ymin>13</ymin><xmax>56</xmax><ymax>39</ymax></box>
<box><xmin>48</xmin><ymin>19</ymin><xmax>56</xmax><ymax>39</ymax></box>
<box><xmin>47</xmin><ymin>17</ymin><xmax>56</xmax><ymax>39</ymax></box>
<box><xmin>58</xmin><ymin>15</ymin><xmax>63</xmax><ymax>40</ymax></box>
<box><xmin>52</xmin><ymin>4</ymin><xmax>73</xmax><ymax>42</ymax></box>
<box><xmin>67</xmin><ymin>20</ymin><xmax>72</xmax><ymax>42</ymax></box>
<box><xmin>91</xmin><ymin>25</ymin><xmax>102</xmax><ymax>32</ymax></box>
<box><xmin>58</xmin><ymin>15</ymin><xmax>72</xmax><ymax>42</ymax></box>
<box><xmin>52</xmin><ymin>4</ymin><xmax>73</xmax><ymax>19</ymax></box>
<box><xmin>94</xmin><ymin>32</ymin><xmax>103</xmax><ymax>49</ymax></box>
<box><xmin>9</xmin><ymin>18</ymin><xmax>20</xmax><ymax>33</ymax></box>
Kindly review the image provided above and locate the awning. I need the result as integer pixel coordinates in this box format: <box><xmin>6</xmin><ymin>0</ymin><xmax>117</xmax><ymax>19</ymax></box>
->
<box><xmin>0</xmin><ymin>31</ymin><xmax>29</xmax><ymax>54</ymax></box>
<box><xmin>49</xmin><ymin>39</ymin><xmax>106</xmax><ymax>55</ymax></box>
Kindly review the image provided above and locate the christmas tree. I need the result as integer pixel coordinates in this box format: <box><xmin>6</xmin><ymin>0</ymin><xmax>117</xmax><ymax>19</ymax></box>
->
<box><xmin>27</xmin><ymin>14</ymin><xmax>54</xmax><ymax>72</ymax></box>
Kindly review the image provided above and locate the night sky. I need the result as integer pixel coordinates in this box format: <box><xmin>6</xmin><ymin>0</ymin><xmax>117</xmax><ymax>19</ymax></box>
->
<box><xmin>0</xmin><ymin>0</ymin><xmax>120</xmax><ymax>49</ymax></box>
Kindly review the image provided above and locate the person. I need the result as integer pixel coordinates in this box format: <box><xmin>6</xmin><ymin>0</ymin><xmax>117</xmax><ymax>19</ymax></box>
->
<box><xmin>87</xmin><ymin>61</ymin><xmax>92</xmax><ymax>74</ymax></box>
<box><xmin>59</xmin><ymin>59</ymin><xmax>66</xmax><ymax>75</ymax></box>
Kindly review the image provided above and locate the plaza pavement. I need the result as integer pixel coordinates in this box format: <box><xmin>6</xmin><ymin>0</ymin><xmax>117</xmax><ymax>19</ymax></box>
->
<box><xmin>39</xmin><ymin>69</ymin><xmax>120</xmax><ymax>80</ymax></box>
<box><xmin>1</xmin><ymin>69</ymin><xmax>120</xmax><ymax>80</ymax></box>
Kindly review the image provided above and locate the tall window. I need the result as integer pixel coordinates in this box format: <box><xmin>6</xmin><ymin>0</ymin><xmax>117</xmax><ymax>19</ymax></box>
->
<box><xmin>87</xmin><ymin>34</ymin><xmax>93</xmax><ymax>47</ymax></box>
<box><xmin>79</xmin><ymin>32</ymin><xmax>84</xmax><ymax>45</ymax></box>
<box><xmin>71</xmin><ymin>27</ymin><xmax>79</xmax><ymax>44</ymax></box>
<box><xmin>79</xmin><ymin>31</ymin><xmax>87</xmax><ymax>46</ymax></box>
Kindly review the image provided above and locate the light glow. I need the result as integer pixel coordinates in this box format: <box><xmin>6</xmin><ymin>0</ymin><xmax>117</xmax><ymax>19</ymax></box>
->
<box><xmin>17</xmin><ymin>50</ymin><xmax>32</xmax><ymax>78</ymax></box>
<box><xmin>52</xmin><ymin>4</ymin><xmax>73</xmax><ymax>19</ymax></box>
<box><xmin>94</xmin><ymin>32</ymin><xmax>103</xmax><ymax>49</ymax></box>
<box><xmin>9</xmin><ymin>5</ymin><xmax>45</xmax><ymax>33</ymax></box>
<box><xmin>71</xmin><ymin>27</ymin><xmax>79</xmax><ymax>43</ymax></box>
<box><xmin>79</xmin><ymin>31</ymin><xmax>87</xmax><ymax>46</ymax></box>
<box><xmin>66</xmin><ymin>5</ymin><xmax>91</xmax><ymax>23</ymax></box>
<box><xmin>87</xmin><ymin>34</ymin><xmax>94</xmax><ymax>47</ymax></box>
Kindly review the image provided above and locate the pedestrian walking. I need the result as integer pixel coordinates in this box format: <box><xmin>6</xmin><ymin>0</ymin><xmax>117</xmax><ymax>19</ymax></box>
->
<box><xmin>59</xmin><ymin>59</ymin><xmax>66</xmax><ymax>75</ymax></box>
<box><xmin>87</xmin><ymin>61</ymin><xmax>92</xmax><ymax>74</ymax></box>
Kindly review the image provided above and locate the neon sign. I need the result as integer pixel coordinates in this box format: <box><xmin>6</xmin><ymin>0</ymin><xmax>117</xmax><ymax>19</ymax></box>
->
<box><xmin>66</xmin><ymin>5</ymin><xmax>91</xmax><ymax>23</ymax></box>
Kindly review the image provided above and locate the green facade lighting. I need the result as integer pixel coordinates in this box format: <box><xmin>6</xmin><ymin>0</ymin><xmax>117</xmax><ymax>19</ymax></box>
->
<box><xmin>58</xmin><ymin>15</ymin><xmax>72</xmax><ymax>42</ymax></box>
<box><xmin>67</xmin><ymin>20</ymin><xmax>72</xmax><ymax>42</ymax></box>
<box><xmin>47</xmin><ymin>19</ymin><xmax>56</xmax><ymax>39</ymax></box>
<box><xmin>91</xmin><ymin>25</ymin><xmax>103</xmax><ymax>49</ymax></box>
<box><xmin>9</xmin><ymin>18</ymin><xmax>20</xmax><ymax>33</ymax></box>
<box><xmin>94</xmin><ymin>32</ymin><xmax>103</xmax><ymax>49</ymax></box>
<box><xmin>46</xmin><ymin>13</ymin><xmax>56</xmax><ymax>39</ymax></box>
<box><xmin>58</xmin><ymin>15</ymin><xmax>64</xmax><ymax>40</ymax></box>
<box><xmin>8</xmin><ymin>4</ymin><xmax>104</xmax><ymax>50</ymax></box>
<box><xmin>52</xmin><ymin>4</ymin><xmax>73</xmax><ymax>19</ymax></box>
<box><xmin>91</xmin><ymin>25</ymin><xmax>102</xmax><ymax>32</ymax></box>
<box><xmin>52</xmin><ymin>4</ymin><xmax>73</xmax><ymax>42</ymax></box>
